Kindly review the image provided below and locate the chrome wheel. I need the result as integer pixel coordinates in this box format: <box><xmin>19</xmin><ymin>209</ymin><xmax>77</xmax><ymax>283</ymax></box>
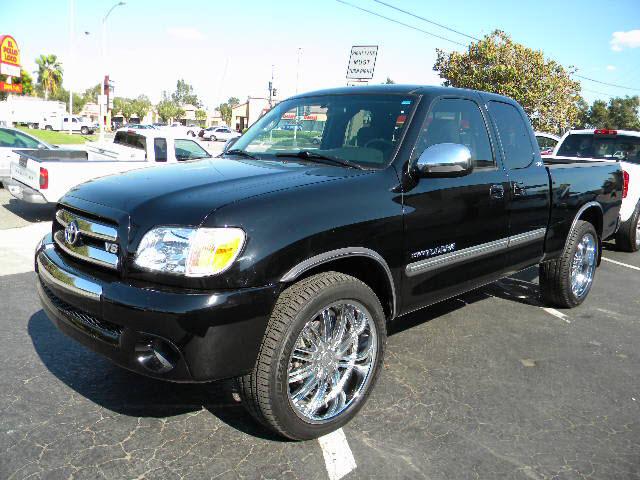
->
<box><xmin>570</xmin><ymin>233</ymin><xmax>597</xmax><ymax>299</ymax></box>
<box><xmin>287</xmin><ymin>301</ymin><xmax>378</xmax><ymax>423</ymax></box>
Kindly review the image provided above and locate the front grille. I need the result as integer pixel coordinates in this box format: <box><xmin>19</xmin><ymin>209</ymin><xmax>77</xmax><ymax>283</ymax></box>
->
<box><xmin>41</xmin><ymin>281</ymin><xmax>122</xmax><ymax>345</ymax></box>
<box><xmin>54</xmin><ymin>208</ymin><xmax>119</xmax><ymax>270</ymax></box>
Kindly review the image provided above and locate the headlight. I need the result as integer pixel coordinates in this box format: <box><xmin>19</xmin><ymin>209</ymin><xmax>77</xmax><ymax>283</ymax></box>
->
<box><xmin>134</xmin><ymin>227</ymin><xmax>245</xmax><ymax>277</ymax></box>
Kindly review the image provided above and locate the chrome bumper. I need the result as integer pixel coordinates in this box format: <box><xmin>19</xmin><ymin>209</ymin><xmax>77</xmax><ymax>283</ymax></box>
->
<box><xmin>4</xmin><ymin>178</ymin><xmax>48</xmax><ymax>204</ymax></box>
<box><xmin>36</xmin><ymin>233</ymin><xmax>103</xmax><ymax>299</ymax></box>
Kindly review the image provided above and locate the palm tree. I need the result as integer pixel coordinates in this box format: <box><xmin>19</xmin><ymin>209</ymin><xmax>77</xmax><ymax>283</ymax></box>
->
<box><xmin>35</xmin><ymin>54</ymin><xmax>63</xmax><ymax>100</ymax></box>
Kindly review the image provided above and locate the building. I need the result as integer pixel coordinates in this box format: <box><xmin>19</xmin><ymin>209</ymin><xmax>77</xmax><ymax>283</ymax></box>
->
<box><xmin>231</xmin><ymin>97</ymin><xmax>272</xmax><ymax>132</ymax></box>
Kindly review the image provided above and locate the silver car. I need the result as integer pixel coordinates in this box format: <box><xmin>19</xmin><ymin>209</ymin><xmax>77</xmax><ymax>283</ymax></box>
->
<box><xmin>0</xmin><ymin>127</ymin><xmax>53</xmax><ymax>186</ymax></box>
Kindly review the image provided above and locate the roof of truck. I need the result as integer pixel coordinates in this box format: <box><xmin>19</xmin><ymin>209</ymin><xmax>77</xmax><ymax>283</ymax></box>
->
<box><xmin>288</xmin><ymin>84</ymin><xmax>518</xmax><ymax>104</ymax></box>
<box><xmin>115</xmin><ymin>128</ymin><xmax>194</xmax><ymax>140</ymax></box>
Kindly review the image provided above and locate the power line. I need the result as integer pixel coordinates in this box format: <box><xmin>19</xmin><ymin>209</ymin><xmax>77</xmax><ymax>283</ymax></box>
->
<box><xmin>573</xmin><ymin>74</ymin><xmax>640</xmax><ymax>93</ymax></box>
<box><xmin>372</xmin><ymin>0</ymin><xmax>480</xmax><ymax>41</ymax></box>
<box><xmin>363</xmin><ymin>0</ymin><xmax>640</xmax><ymax>95</ymax></box>
<box><xmin>335</xmin><ymin>0</ymin><xmax>467</xmax><ymax>47</ymax></box>
<box><xmin>583</xmin><ymin>88</ymin><xmax>614</xmax><ymax>97</ymax></box>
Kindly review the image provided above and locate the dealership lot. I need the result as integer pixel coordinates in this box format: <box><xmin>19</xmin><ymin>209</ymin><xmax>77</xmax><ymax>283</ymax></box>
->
<box><xmin>0</xmin><ymin>192</ymin><xmax>638</xmax><ymax>480</ymax></box>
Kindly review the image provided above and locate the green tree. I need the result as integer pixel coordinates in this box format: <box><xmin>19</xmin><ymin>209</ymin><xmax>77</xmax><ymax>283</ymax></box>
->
<box><xmin>0</xmin><ymin>70</ymin><xmax>34</xmax><ymax>100</ymax></box>
<box><xmin>156</xmin><ymin>92</ymin><xmax>184</xmax><ymax>122</ymax></box>
<box><xmin>227</xmin><ymin>97</ymin><xmax>240</xmax><ymax>107</ymax></box>
<box><xmin>172</xmin><ymin>79</ymin><xmax>200</xmax><ymax>107</ymax></box>
<box><xmin>587</xmin><ymin>100</ymin><xmax>610</xmax><ymax>128</ymax></box>
<box><xmin>606</xmin><ymin>96</ymin><xmax>640</xmax><ymax>130</ymax></box>
<box><xmin>195</xmin><ymin>108</ymin><xmax>207</xmax><ymax>125</ymax></box>
<box><xmin>50</xmin><ymin>88</ymin><xmax>86</xmax><ymax>114</ymax></box>
<box><xmin>35</xmin><ymin>54</ymin><xmax>63</xmax><ymax>100</ymax></box>
<box><xmin>83</xmin><ymin>83</ymin><xmax>102</xmax><ymax>103</ymax></box>
<box><xmin>113</xmin><ymin>97</ymin><xmax>135</xmax><ymax>122</ymax></box>
<box><xmin>217</xmin><ymin>97</ymin><xmax>240</xmax><ymax>126</ymax></box>
<box><xmin>132</xmin><ymin>95</ymin><xmax>152</xmax><ymax>122</ymax></box>
<box><xmin>433</xmin><ymin>30</ymin><xmax>582</xmax><ymax>134</ymax></box>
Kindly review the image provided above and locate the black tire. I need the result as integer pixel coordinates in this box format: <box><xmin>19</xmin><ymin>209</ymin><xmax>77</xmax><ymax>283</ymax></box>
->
<box><xmin>44</xmin><ymin>125</ymin><xmax>53</xmax><ymax>131</ymax></box>
<box><xmin>211</xmin><ymin>135</ymin><xmax>217</xmax><ymax>142</ymax></box>
<box><xmin>615</xmin><ymin>204</ymin><xmax>640</xmax><ymax>252</ymax></box>
<box><xmin>539</xmin><ymin>220</ymin><xmax>599</xmax><ymax>308</ymax></box>
<box><xmin>80</xmin><ymin>126</ymin><xmax>89</xmax><ymax>135</ymax></box>
<box><xmin>238</xmin><ymin>271</ymin><xmax>386</xmax><ymax>440</ymax></box>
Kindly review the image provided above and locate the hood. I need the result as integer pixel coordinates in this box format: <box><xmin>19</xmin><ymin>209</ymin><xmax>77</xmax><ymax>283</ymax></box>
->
<box><xmin>65</xmin><ymin>157</ymin><xmax>354</xmax><ymax>227</ymax></box>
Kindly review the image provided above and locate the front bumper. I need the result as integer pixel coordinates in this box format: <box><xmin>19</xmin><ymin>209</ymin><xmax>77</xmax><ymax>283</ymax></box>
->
<box><xmin>35</xmin><ymin>233</ymin><xmax>280</xmax><ymax>382</ymax></box>
<box><xmin>4</xmin><ymin>178</ymin><xmax>48</xmax><ymax>204</ymax></box>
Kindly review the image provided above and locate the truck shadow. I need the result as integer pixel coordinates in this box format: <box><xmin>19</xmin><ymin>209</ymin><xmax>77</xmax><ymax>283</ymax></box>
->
<box><xmin>1</xmin><ymin>196</ymin><xmax>55</xmax><ymax>223</ymax></box>
<box><xmin>27</xmin><ymin>310</ymin><xmax>283</xmax><ymax>441</ymax></box>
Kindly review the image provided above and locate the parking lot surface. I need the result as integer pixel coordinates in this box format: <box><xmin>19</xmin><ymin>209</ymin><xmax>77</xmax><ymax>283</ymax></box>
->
<box><xmin>0</xmin><ymin>189</ymin><xmax>638</xmax><ymax>479</ymax></box>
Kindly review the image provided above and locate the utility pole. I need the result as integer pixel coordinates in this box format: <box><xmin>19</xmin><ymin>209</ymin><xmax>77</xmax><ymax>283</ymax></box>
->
<box><xmin>295</xmin><ymin>47</ymin><xmax>302</xmax><ymax>94</ymax></box>
<box><xmin>100</xmin><ymin>2</ymin><xmax>125</xmax><ymax>143</ymax></box>
<box><xmin>68</xmin><ymin>0</ymin><xmax>75</xmax><ymax>135</ymax></box>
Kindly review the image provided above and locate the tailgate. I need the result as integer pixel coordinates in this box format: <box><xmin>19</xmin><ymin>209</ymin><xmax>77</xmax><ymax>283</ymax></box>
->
<box><xmin>10</xmin><ymin>152</ymin><xmax>42</xmax><ymax>190</ymax></box>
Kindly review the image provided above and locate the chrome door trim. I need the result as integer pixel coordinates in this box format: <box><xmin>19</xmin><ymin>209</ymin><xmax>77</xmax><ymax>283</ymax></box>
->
<box><xmin>405</xmin><ymin>228</ymin><xmax>548</xmax><ymax>277</ymax></box>
<box><xmin>37</xmin><ymin>251</ymin><xmax>103</xmax><ymax>300</ymax></box>
<box><xmin>280</xmin><ymin>247</ymin><xmax>397</xmax><ymax>319</ymax></box>
<box><xmin>507</xmin><ymin>228</ymin><xmax>546</xmax><ymax>247</ymax></box>
<box><xmin>406</xmin><ymin>238</ymin><xmax>509</xmax><ymax>277</ymax></box>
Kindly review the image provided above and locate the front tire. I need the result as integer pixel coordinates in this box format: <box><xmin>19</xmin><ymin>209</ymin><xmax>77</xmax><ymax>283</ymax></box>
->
<box><xmin>211</xmin><ymin>135</ymin><xmax>217</xmax><ymax>142</ymax></box>
<box><xmin>615</xmin><ymin>204</ymin><xmax>640</xmax><ymax>252</ymax></box>
<box><xmin>238</xmin><ymin>272</ymin><xmax>386</xmax><ymax>440</ymax></box>
<box><xmin>540</xmin><ymin>220</ymin><xmax>598</xmax><ymax>308</ymax></box>
<box><xmin>44</xmin><ymin>125</ymin><xmax>53</xmax><ymax>131</ymax></box>
<box><xmin>80</xmin><ymin>126</ymin><xmax>89</xmax><ymax>135</ymax></box>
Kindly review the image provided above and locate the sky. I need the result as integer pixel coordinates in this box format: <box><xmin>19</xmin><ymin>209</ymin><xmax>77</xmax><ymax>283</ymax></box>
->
<box><xmin>2</xmin><ymin>0</ymin><xmax>639</xmax><ymax>110</ymax></box>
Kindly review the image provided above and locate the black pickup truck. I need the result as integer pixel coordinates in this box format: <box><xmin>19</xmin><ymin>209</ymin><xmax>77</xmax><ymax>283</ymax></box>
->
<box><xmin>35</xmin><ymin>85</ymin><xmax>623</xmax><ymax>440</ymax></box>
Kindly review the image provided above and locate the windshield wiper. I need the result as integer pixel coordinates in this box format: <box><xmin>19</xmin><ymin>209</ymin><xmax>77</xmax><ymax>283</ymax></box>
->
<box><xmin>225</xmin><ymin>149</ymin><xmax>259</xmax><ymax>159</ymax></box>
<box><xmin>275</xmin><ymin>150</ymin><xmax>364</xmax><ymax>170</ymax></box>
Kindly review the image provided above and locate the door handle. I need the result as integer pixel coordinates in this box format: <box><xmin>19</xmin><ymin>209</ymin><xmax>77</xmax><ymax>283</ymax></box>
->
<box><xmin>489</xmin><ymin>184</ymin><xmax>505</xmax><ymax>200</ymax></box>
<box><xmin>512</xmin><ymin>181</ymin><xmax>527</xmax><ymax>197</ymax></box>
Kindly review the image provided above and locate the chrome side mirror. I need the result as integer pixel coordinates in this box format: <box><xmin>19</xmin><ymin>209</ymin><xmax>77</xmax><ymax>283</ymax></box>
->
<box><xmin>415</xmin><ymin>143</ymin><xmax>473</xmax><ymax>177</ymax></box>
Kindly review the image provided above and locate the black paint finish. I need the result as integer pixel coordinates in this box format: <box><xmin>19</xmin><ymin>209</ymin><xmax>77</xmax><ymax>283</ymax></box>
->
<box><xmin>36</xmin><ymin>85</ymin><xmax>623</xmax><ymax>382</ymax></box>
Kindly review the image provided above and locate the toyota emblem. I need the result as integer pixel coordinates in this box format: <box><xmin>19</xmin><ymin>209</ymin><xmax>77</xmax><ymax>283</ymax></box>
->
<box><xmin>64</xmin><ymin>220</ymin><xmax>80</xmax><ymax>245</ymax></box>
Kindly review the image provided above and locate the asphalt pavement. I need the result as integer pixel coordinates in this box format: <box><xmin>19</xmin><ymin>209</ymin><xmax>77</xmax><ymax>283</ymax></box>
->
<box><xmin>0</xmin><ymin>188</ymin><xmax>638</xmax><ymax>479</ymax></box>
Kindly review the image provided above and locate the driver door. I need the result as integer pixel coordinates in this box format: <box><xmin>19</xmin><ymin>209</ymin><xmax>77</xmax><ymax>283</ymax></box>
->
<box><xmin>402</xmin><ymin>96</ymin><xmax>510</xmax><ymax>312</ymax></box>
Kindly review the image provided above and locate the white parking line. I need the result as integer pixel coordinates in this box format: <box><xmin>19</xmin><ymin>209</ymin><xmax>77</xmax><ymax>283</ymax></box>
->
<box><xmin>602</xmin><ymin>257</ymin><xmax>640</xmax><ymax>272</ymax></box>
<box><xmin>541</xmin><ymin>307</ymin><xmax>571</xmax><ymax>324</ymax></box>
<box><xmin>317</xmin><ymin>428</ymin><xmax>357</xmax><ymax>480</ymax></box>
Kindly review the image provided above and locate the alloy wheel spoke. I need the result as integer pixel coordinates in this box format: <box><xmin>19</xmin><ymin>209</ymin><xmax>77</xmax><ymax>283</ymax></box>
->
<box><xmin>289</xmin><ymin>364</ymin><xmax>314</xmax><ymax>383</ymax></box>
<box><xmin>330</xmin><ymin>305</ymin><xmax>349</xmax><ymax>347</ymax></box>
<box><xmin>292</xmin><ymin>373</ymin><xmax>319</xmax><ymax>402</ymax></box>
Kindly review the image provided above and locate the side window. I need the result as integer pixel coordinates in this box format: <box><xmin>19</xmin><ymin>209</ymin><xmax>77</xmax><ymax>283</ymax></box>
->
<box><xmin>154</xmin><ymin>138</ymin><xmax>168</xmax><ymax>162</ymax></box>
<box><xmin>413</xmin><ymin>98</ymin><xmax>494</xmax><ymax>168</ymax></box>
<box><xmin>174</xmin><ymin>139</ymin><xmax>210</xmax><ymax>161</ymax></box>
<box><xmin>0</xmin><ymin>129</ymin><xmax>18</xmax><ymax>147</ymax></box>
<box><xmin>488</xmin><ymin>101</ymin><xmax>535</xmax><ymax>169</ymax></box>
<box><xmin>14</xmin><ymin>132</ymin><xmax>42</xmax><ymax>148</ymax></box>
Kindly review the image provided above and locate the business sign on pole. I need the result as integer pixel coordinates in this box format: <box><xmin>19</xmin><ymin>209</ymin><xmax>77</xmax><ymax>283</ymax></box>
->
<box><xmin>346</xmin><ymin>45</ymin><xmax>378</xmax><ymax>81</ymax></box>
<box><xmin>0</xmin><ymin>35</ymin><xmax>21</xmax><ymax>77</ymax></box>
<box><xmin>0</xmin><ymin>81</ymin><xmax>22</xmax><ymax>93</ymax></box>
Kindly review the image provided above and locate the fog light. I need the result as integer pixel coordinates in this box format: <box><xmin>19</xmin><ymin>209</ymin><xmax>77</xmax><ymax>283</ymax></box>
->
<box><xmin>135</xmin><ymin>337</ymin><xmax>179</xmax><ymax>374</ymax></box>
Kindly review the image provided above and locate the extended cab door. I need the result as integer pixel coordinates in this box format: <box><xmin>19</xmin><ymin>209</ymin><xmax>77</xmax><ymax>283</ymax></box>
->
<box><xmin>485</xmin><ymin>100</ymin><xmax>550</xmax><ymax>272</ymax></box>
<box><xmin>401</xmin><ymin>96</ymin><xmax>510</xmax><ymax>313</ymax></box>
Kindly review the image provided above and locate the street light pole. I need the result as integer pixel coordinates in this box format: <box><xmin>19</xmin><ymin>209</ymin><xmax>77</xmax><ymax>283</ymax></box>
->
<box><xmin>295</xmin><ymin>47</ymin><xmax>302</xmax><ymax>94</ymax></box>
<box><xmin>99</xmin><ymin>1</ymin><xmax>125</xmax><ymax>143</ymax></box>
<box><xmin>68</xmin><ymin>0</ymin><xmax>75</xmax><ymax>135</ymax></box>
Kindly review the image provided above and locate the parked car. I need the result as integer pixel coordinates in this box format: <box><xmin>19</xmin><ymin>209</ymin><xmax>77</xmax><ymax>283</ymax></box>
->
<box><xmin>163</xmin><ymin>123</ymin><xmax>200</xmax><ymax>137</ymax></box>
<box><xmin>34</xmin><ymin>85</ymin><xmax>622</xmax><ymax>441</ymax></box>
<box><xmin>6</xmin><ymin>129</ymin><xmax>210</xmax><ymax>204</ymax></box>
<box><xmin>201</xmin><ymin>125</ymin><xmax>241</xmax><ymax>141</ymax></box>
<box><xmin>39</xmin><ymin>114</ymin><xmax>96</xmax><ymax>135</ymax></box>
<box><xmin>553</xmin><ymin>128</ymin><xmax>640</xmax><ymax>251</ymax></box>
<box><xmin>117</xmin><ymin>124</ymin><xmax>156</xmax><ymax>131</ymax></box>
<box><xmin>535</xmin><ymin>131</ymin><xmax>560</xmax><ymax>156</ymax></box>
<box><xmin>0</xmin><ymin>127</ymin><xmax>53</xmax><ymax>186</ymax></box>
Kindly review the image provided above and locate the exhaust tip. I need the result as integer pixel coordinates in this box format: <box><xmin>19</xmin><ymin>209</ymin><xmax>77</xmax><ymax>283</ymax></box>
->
<box><xmin>135</xmin><ymin>337</ymin><xmax>179</xmax><ymax>374</ymax></box>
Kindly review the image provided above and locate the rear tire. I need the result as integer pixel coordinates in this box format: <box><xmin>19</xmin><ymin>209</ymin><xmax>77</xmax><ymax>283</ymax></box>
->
<box><xmin>540</xmin><ymin>220</ymin><xmax>598</xmax><ymax>308</ymax></box>
<box><xmin>211</xmin><ymin>135</ymin><xmax>217</xmax><ymax>142</ymax></box>
<box><xmin>615</xmin><ymin>204</ymin><xmax>640</xmax><ymax>252</ymax></box>
<box><xmin>44</xmin><ymin>125</ymin><xmax>53</xmax><ymax>131</ymax></box>
<box><xmin>237</xmin><ymin>272</ymin><xmax>386</xmax><ymax>440</ymax></box>
<box><xmin>80</xmin><ymin>126</ymin><xmax>89</xmax><ymax>135</ymax></box>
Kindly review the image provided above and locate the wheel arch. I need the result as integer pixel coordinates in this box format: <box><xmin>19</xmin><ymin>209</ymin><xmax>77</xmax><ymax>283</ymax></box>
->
<box><xmin>568</xmin><ymin>201</ymin><xmax>603</xmax><ymax>264</ymax></box>
<box><xmin>280</xmin><ymin>248</ymin><xmax>397</xmax><ymax>321</ymax></box>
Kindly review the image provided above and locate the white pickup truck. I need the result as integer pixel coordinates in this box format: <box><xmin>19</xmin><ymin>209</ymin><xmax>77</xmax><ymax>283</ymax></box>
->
<box><xmin>6</xmin><ymin>129</ymin><xmax>212</xmax><ymax>204</ymax></box>
<box><xmin>553</xmin><ymin>128</ymin><xmax>640</xmax><ymax>251</ymax></box>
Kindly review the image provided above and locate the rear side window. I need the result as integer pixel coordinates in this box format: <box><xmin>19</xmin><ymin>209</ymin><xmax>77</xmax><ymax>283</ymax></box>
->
<box><xmin>488</xmin><ymin>101</ymin><xmax>535</xmax><ymax>169</ymax></box>
<box><xmin>114</xmin><ymin>131</ymin><xmax>146</xmax><ymax>150</ymax></box>
<box><xmin>154</xmin><ymin>138</ymin><xmax>168</xmax><ymax>162</ymax></box>
<box><xmin>413</xmin><ymin>98</ymin><xmax>494</xmax><ymax>168</ymax></box>
<box><xmin>557</xmin><ymin>134</ymin><xmax>640</xmax><ymax>163</ymax></box>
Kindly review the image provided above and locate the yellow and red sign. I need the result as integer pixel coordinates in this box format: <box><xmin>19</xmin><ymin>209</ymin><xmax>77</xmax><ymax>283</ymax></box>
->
<box><xmin>0</xmin><ymin>81</ymin><xmax>22</xmax><ymax>93</ymax></box>
<box><xmin>0</xmin><ymin>35</ymin><xmax>21</xmax><ymax>77</ymax></box>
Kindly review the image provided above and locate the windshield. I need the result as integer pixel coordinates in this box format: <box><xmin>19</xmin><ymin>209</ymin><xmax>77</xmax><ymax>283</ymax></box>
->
<box><xmin>231</xmin><ymin>93</ymin><xmax>416</xmax><ymax>168</ymax></box>
<box><xmin>557</xmin><ymin>134</ymin><xmax>640</xmax><ymax>163</ymax></box>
